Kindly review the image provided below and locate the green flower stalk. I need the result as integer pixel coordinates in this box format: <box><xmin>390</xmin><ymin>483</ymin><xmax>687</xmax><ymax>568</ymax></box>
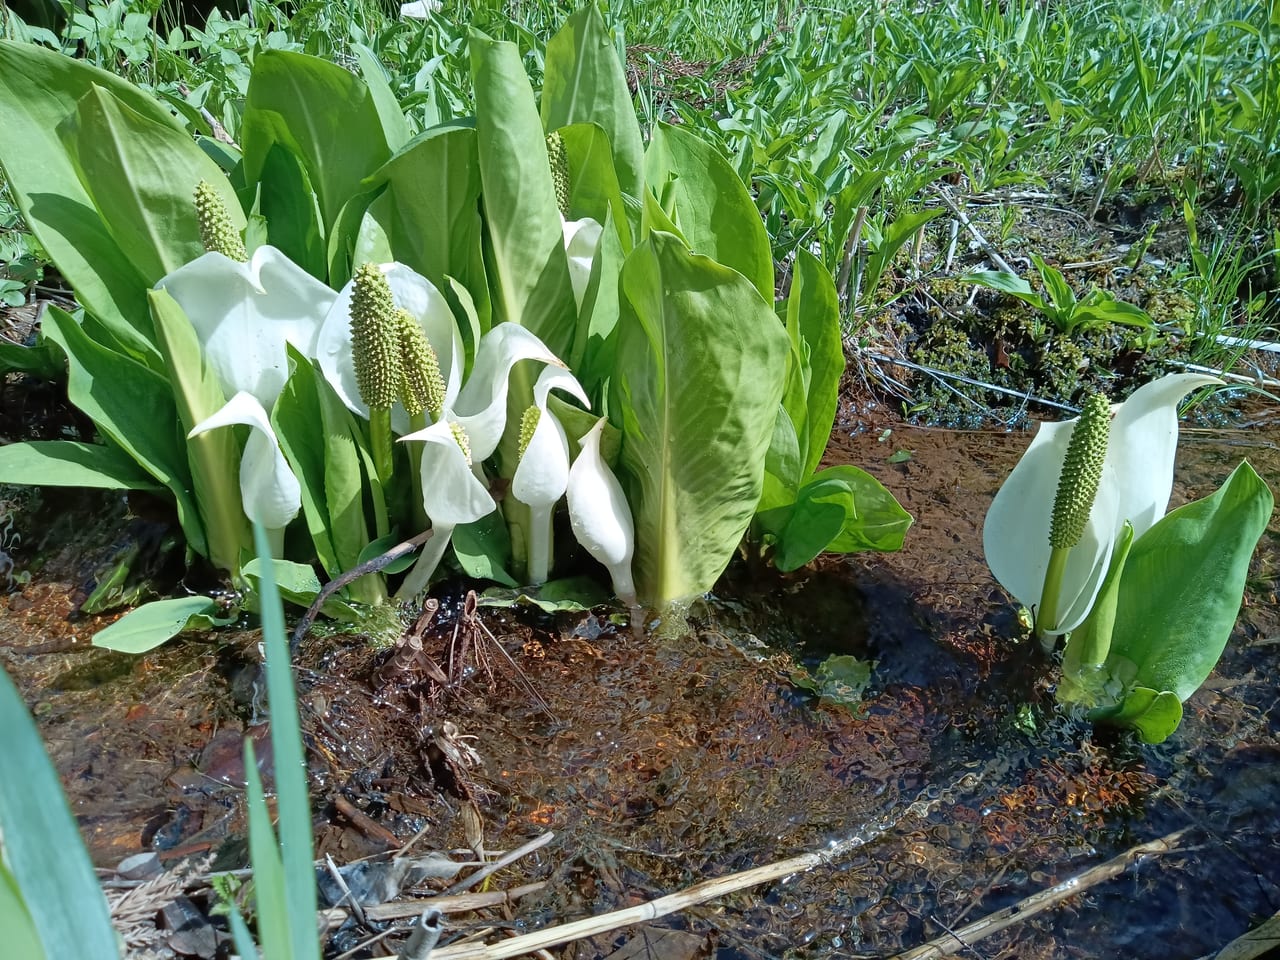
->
<box><xmin>194</xmin><ymin>181</ymin><xmax>247</xmax><ymax>262</ymax></box>
<box><xmin>397</xmin><ymin>309</ymin><xmax>446</xmax><ymax>422</ymax></box>
<box><xmin>547</xmin><ymin>131</ymin><xmax>570</xmax><ymax>218</ymax></box>
<box><xmin>1037</xmin><ymin>392</ymin><xmax>1111</xmax><ymax>637</ymax></box>
<box><xmin>350</xmin><ymin>263</ymin><xmax>402</xmax><ymax>485</ymax></box>
<box><xmin>396</xmin><ymin>308</ymin><xmax>446</xmax><ymax>529</ymax></box>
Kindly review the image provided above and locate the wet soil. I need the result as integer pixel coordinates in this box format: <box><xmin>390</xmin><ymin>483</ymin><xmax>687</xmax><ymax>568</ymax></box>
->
<box><xmin>2</xmin><ymin>401</ymin><xmax>1278</xmax><ymax>959</ymax></box>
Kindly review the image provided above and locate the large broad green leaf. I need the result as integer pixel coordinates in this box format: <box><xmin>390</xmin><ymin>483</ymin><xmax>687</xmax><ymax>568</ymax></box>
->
<box><xmin>364</xmin><ymin>124</ymin><xmax>486</xmax><ymax>301</ymax></box>
<box><xmin>41</xmin><ymin>306</ymin><xmax>207</xmax><ymax>557</ymax></box>
<box><xmin>1104</xmin><ymin>461</ymin><xmax>1273</xmax><ymax>702</ymax></box>
<box><xmin>0</xmin><ymin>665</ymin><xmax>120</xmax><ymax>960</ymax></box>
<box><xmin>149</xmin><ymin>289</ymin><xmax>249</xmax><ymax>574</ymax></box>
<box><xmin>63</xmin><ymin>85</ymin><xmax>244</xmax><ymax>284</ymax></box>
<box><xmin>0</xmin><ymin>440</ymin><xmax>162</xmax><ymax>490</ymax></box>
<box><xmin>353</xmin><ymin>42</ymin><xmax>412</xmax><ymax>153</ymax></box>
<box><xmin>241</xmin><ymin>50</ymin><xmax>391</xmax><ymax>239</ymax></box>
<box><xmin>249</xmin><ymin>143</ymin><xmax>327</xmax><ymax>280</ymax></box>
<box><xmin>558</xmin><ymin>122</ymin><xmax>633</xmax><ymax>254</ymax></box>
<box><xmin>92</xmin><ymin>596</ymin><xmax>218</xmax><ymax>653</ymax></box>
<box><xmin>644</xmin><ymin>122</ymin><xmax>774</xmax><ymax>304</ymax></box>
<box><xmin>611</xmin><ymin>232</ymin><xmax>789</xmax><ymax>605</ymax></box>
<box><xmin>0</xmin><ymin>40</ymin><xmax>171</xmax><ymax>361</ymax></box>
<box><xmin>541</xmin><ymin>5</ymin><xmax>645</xmax><ymax>209</ymax></box>
<box><xmin>470</xmin><ymin>30</ymin><xmax>578</xmax><ymax>358</ymax></box>
<box><xmin>787</xmin><ymin>248</ymin><xmax>844</xmax><ymax>480</ymax></box>
<box><xmin>755</xmin><ymin>465</ymin><xmax>913</xmax><ymax>571</ymax></box>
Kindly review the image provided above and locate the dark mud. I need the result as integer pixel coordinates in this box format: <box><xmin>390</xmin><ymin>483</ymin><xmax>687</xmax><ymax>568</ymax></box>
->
<box><xmin>2</xmin><ymin>401</ymin><xmax>1278</xmax><ymax>958</ymax></box>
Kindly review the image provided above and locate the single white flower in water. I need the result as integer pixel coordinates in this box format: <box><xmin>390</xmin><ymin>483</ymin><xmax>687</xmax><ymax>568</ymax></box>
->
<box><xmin>567</xmin><ymin>418</ymin><xmax>636</xmax><ymax>606</ymax></box>
<box><xmin>983</xmin><ymin>372</ymin><xmax>1222</xmax><ymax>635</ymax></box>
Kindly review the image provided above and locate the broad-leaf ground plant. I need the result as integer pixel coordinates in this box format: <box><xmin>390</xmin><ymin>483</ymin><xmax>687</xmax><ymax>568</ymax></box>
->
<box><xmin>0</xmin><ymin>5</ymin><xmax>910</xmax><ymax>649</ymax></box>
<box><xmin>985</xmin><ymin>373</ymin><xmax>1274</xmax><ymax>743</ymax></box>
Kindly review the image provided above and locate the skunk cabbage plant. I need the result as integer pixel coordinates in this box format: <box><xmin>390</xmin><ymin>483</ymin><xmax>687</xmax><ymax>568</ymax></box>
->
<box><xmin>985</xmin><ymin>373</ymin><xmax>1274</xmax><ymax>742</ymax></box>
<box><xmin>0</xmin><ymin>4</ymin><xmax>911</xmax><ymax>650</ymax></box>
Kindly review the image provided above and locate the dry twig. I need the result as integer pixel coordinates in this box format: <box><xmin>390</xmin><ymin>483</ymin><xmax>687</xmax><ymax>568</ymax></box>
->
<box><xmin>890</xmin><ymin>828</ymin><xmax>1191</xmax><ymax>959</ymax></box>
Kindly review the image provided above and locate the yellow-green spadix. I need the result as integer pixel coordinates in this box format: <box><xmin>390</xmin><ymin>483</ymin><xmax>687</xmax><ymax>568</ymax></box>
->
<box><xmin>983</xmin><ymin>372</ymin><xmax>1222</xmax><ymax>635</ymax></box>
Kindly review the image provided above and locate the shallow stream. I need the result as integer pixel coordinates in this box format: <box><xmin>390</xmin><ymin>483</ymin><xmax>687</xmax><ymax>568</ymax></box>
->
<box><xmin>2</xmin><ymin>406</ymin><xmax>1278</xmax><ymax>958</ymax></box>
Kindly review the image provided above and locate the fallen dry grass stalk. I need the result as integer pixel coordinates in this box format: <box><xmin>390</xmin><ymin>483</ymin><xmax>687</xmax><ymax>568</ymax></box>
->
<box><xmin>891</xmin><ymin>827</ymin><xmax>1191</xmax><ymax>959</ymax></box>
<box><xmin>428</xmin><ymin>845</ymin><xmax>845</xmax><ymax>960</ymax></box>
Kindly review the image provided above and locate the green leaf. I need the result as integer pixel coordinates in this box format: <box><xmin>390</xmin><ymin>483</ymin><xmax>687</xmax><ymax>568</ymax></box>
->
<box><xmin>541</xmin><ymin>5</ymin><xmax>645</xmax><ymax>208</ymax></box>
<box><xmin>0</xmin><ymin>440</ymin><xmax>163</xmax><ymax>490</ymax></box>
<box><xmin>453</xmin><ymin>513</ymin><xmax>518</xmax><ymax>587</ymax></box>
<box><xmin>756</xmin><ymin>465</ymin><xmax>913</xmax><ymax>572</ymax></box>
<box><xmin>353</xmin><ymin>42</ymin><xmax>412</xmax><ymax>153</ymax></box>
<box><xmin>251</xmin><ymin>142</ymin><xmax>327</xmax><ymax>280</ymax></box>
<box><xmin>645</xmin><ymin>122</ymin><xmax>774</xmax><ymax>304</ymax></box>
<box><xmin>792</xmin><ymin>653</ymin><xmax>873</xmax><ymax>708</ymax></box>
<box><xmin>478</xmin><ymin>576</ymin><xmax>612</xmax><ymax>613</ymax></box>
<box><xmin>149</xmin><ymin>289</ymin><xmax>249</xmax><ymax>574</ymax></box>
<box><xmin>0</xmin><ymin>337</ymin><xmax>64</xmax><ymax>379</ymax></box>
<box><xmin>64</xmin><ymin>84</ymin><xmax>244</xmax><ymax>283</ymax></box>
<box><xmin>41</xmin><ymin>306</ymin><xmax>207</xmax><ymax>558</ymax></box>
<box><xmin>241</xmin><ymin>49</ymin><xmax>391</xmax><ymax>239</ymax></box>
<box><xmin>364</xmin><ymin>125</ymin><xmax>486</xmax><ymax>301</ymax></box>
<box><xmin>786</xmin><ymin>247</ymin><xmax>843</xmax><ymax>481</ymax></box>
<box><xmin>761</xmin><ymin>401</ymin><xmax>803</xmax><ymax>512</ymax></box>
<box><xmin>248</xmin><ymin>526</ymin><xmax>320</xmax><ymax>960</ymax></box>
<box><xmin>0</xmin><ymin>861</ymin><xmax>46</xmax><ymax>960</ymax></box>
<box><xmin>1095</xmin><ymin>687</ymin><xmax>1183</xmax><ymax>744</ymax></box>
<box><xmin>611</xmin><ymin>232</ymin><xmax>789</xmax><ymax>604</ymax></box>
<box><xmin>92</xmin><ymin>596</ymin><xmax>217</xmax><ymax>653</ymax></box>
<box><xmin>242</xmin><ymin>556</ymin><xmax>321</xmax><ymax>608</ymax></box>
<box><xmin>470</xmin><ymin>30</ymin><xmax>579</xmax><ymax>357</ymax></box>
<box><xmin>273</xmin><ymin>354</ymin><xmax>342</xmax><ymax>575</ymax></box>
<box><xmin>963</xmin><ymin>268</ymin><xmax>1039</xmax><ymax>302</ymax></box>
<box><xmin>0</xmin><ymin>40</ymin><xmax>170</xmax><ymax>361</ymax></box>
<box><xmin>558</xmin><ymin>122</ymin><xmax>633</xmax><ymax>254</ymax></box>
<box><xmin>0</xmin><ymin>665</ymin><xmax>119</xmax><ymax>959</ymax></box>
<box><xmin>1104</xmin><ymin>461</ymin><xmax>1273</xmax><ymax>703</ymax></box>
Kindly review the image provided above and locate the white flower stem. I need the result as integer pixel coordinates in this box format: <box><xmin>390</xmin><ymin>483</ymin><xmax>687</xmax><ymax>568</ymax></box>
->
<box><xmin>395</xmin><ymin>523</ymin><xmax>453</xmax><ymax>599</ymax></box>
<box><xmin>526</xmin><ymin>503</ymin><xmax>553</xmax><ymax>586</ymax></box>
<box><xmin>407</xmin><ymin>411</ymin><xmax>428</xmax><ymax>532</ymax></box>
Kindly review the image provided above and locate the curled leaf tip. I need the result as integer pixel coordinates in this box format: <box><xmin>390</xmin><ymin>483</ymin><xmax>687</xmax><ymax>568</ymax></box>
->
<box><xmin>351</xmin><ymin>263</ymin><xmax>401</xmax><ymax>410</ymax></box>
<box><xmin>194</xmin><ymin>181</ymin><xmax>246</xmax><ymax>262</ymax></box>
<box><xmin>1049</xmin><ymin>392</ymin><xmax>1111</xmax><ymax>550</ymax></box>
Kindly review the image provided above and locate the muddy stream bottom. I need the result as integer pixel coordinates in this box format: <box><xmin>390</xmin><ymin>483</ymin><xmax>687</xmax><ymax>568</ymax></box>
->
<box><xmin>2</xmin><ymin>412</ymin><xmax>1278</xmax><ymax>959</ymax></box>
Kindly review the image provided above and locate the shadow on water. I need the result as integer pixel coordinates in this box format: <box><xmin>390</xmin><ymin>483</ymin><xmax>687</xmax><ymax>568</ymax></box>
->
<box><xmin>1</xmin><ymin>409</ymin><xmax>1278</xmax><ymax>958</ymax></box>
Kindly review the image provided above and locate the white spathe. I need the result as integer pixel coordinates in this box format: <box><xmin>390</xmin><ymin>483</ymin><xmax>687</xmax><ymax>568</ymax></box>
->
<box><xmin>561</xmin><ymin>213</ymin><xmax>603</xmax><ymax>312</ymax></box>
<box><xmin>316</xmin><ymin>261</ymin><xmax>463</xmax><ymax>432</ymax></box>
<box><xmin>567</xmin><ymin>418</ymin><xmax>636</xmax><ymax>605</ymax></box>
<box><xmin>983</xmin><ymin>372</ymin><xmax>1222</xmax><ymax>635</ymax></box>
<box><xmin>397</xmin><ymin>323</ymin><xmax>569</xmax><ymax>594</ymax></box>
<box><xmin>511</xmin><ymin>366</ymin><xmax>590</xmax><ymax>510</ymax></box>
<box><xmin>188</xmin><ymin>391</ymin><xmax>301</xmax><ymax>531</ymax></box>
<box><xmin>158</xmin><ymin>247</ymin><xmax>337</xmax><ymax>408</ymax></box>
<box><xmin>157</xmin><ymin>246</ymin><xmax>338</xmax><ymax>535</ymax></box>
